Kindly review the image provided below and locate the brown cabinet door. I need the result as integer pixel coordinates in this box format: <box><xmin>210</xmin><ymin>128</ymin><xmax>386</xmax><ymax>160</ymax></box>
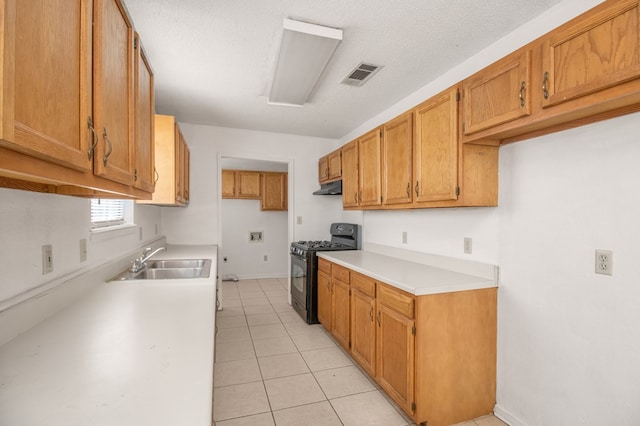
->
<box><xmin>2</xmin><ymin>0</ymin><xmax>93</xmax><ymax>172</ymax></box>
<box><xmin>351</xmin><ymin>288</ymin><xmax>376</xmax><ymax>377</ymax></box>
<box><xmin>462</xmin><ymin>49</ymin><xmax>531</xmax><ymax>135</ymax></box>
<box><xmin>358</xmin><ymin>128</ymin><xmax>382</xmax><ymax>207</ymax></box>
<box><xmin>261</xmin><ymin>172</ymin><xmax>287</xmax><ymax>211</ymax></box>
<box><xmin>341</xmin><ymin>141</ymin><xmax>359</xmax><ymax>208</ymax></box>
<box><xmin>382</xmin><ymin>112</ymin><xmax>413</xmax><ymax>206</ymax></box>
<box><xmin>221</xmin><ymin>170</ymin><xmax>236</xmax><ymax>198</ymax></box>
<box><xmin>377</xmin><ymin>303</ymin><xmax>415</xmax><ymax>416</ymax></box>
<box><xmin>92</xmin><ymin>0</ymin><xmax>135</xmax><ymax>185</ymax></box>
<box><xmin>541</xmin><ymin>0</ymin><xmax>640</xmax><ymax>108</ymax></box>
<box><xmin>317</xmin><ymin>270</ymin><xmax>332</xmax><ymax>331</ymax></box>
<box><xmin>133</xmin><ymin>34</ymin><xmax>155</xmax><ymax>192</ymax></box>
<box><xmin>183</xmin><ymin>144</ymin><xmax>190</xmax><ymax>203</ymax></box>
<box><xmin>327</xmin><ymin>150</ymin><xmax>342</xmax><ymax>180</ymax></box>
<box><xmin>318</xmin><ymin>156</ymin><xmax>329</xmax><ymax>183</ymax></box>
<box><xmin>332</xmin><ymin>278</ymin><xmax>350</xmax><ymax>350</ymax></box>
<box><xmin>414</xmin><ymin>87</ymin><xmax>459</xmax><ymax>203</ymax></box>
<box><xmin>237</xmin><ymin>171</ymin><xmax>261</xmax><ymax>198</ymax></box>
<box><xmin>174</xmin><ymin>127</ymin><xmax>185</xmax><ymax>204</ymax></box>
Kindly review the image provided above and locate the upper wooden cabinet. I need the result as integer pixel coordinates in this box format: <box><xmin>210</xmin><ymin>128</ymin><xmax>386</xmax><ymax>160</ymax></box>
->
<box><xmin>462</xmin><ymin>0</ymin><xmax>640</xmax><ymax>144</ymax></box>
<box><xmin>222</xmin><ymin>170</ymin><xmax>261</xmax><ymax>199</ymax></box>
<box><xmin>133</xmin><ymin>33</ymin><xmax>155</xmax><ymax>193</ymax></box>
<box><xmin>382</xmin><ymin>112</ymin><xmax>413</xmax><ymax>206</ymax></box>
<box><xmin>342</xmin><ymin>129</ymin><xmax>382</xmax><ymax>208</ymax></box>
<box><xmin>0</xmin><ymin>0</ymin><xmax>154</xmax><ymax>199</ymax></box>
<box><xmin>261</xmin><ymin>172</ymin><xmax>287</xmax><ymax>211</ymax></box>
<box><xmin>318</xmin><ymin>148</ymin><xmax>341</xmax><ymax>184</ymax></box>
<box><xmin>137</xmin><ymin>115</ymin><xmax>189</xmax><ymax>206</ymax></box>
<box><xmin>541</xmin><ymin>0</ymin><xmax>640</xmax><ymax>108</ymax></box>
<box><xmin>462</xmin><ymin>49</ymin><xmax>532</xmax><ymax>136</ymax></box>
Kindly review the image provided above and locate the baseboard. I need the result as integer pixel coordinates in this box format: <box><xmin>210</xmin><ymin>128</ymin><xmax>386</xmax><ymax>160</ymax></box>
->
<box><xmin>494</xmin><ymin>403</ymin><xmax>526</xmax><ymax>426</ymax></box>
<box><xmin>232</xmin><ymin>273</ymin><xmax>288</xmax><ymax>280</ymax></box>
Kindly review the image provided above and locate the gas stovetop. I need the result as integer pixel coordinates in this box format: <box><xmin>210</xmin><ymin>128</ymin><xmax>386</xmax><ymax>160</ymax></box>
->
<box><xmin>290</xmin><ymin>240</ymin><xmax>355</xmax><ymax>256</ymax></box>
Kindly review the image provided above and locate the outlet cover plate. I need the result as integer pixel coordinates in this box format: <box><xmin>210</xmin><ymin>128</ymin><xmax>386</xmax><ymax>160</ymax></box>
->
<box><xmin>595</xmin><ymin>250</ymin><xmax>613</xmax><ymax>275</ymax></box>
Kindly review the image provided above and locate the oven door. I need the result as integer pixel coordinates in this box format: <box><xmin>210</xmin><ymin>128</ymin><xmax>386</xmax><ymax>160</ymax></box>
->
<box><xmin>290</xmin><ymin>252</ymin><xmax>307</xmax><ymax>317</ymax></box>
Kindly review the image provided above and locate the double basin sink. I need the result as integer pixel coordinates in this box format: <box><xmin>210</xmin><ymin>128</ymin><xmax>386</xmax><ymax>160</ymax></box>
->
<box><xmin>112</xmin><ymin>258</ymin><xmax>212</xmax><ymax>281</ymax></box>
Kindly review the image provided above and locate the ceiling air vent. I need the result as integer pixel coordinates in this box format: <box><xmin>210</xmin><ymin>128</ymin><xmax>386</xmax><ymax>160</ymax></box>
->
<box><xmin>341</xmin><ymin>62</ymin><xmax>382</xmax><ymax>87</ymax></box>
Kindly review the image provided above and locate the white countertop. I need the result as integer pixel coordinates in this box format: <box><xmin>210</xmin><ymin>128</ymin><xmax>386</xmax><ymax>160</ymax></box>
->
<box><xmin>317</xmin><ymin>248</ymin><xmax>497</xmax><ymax>296</ymax></box>
<box><xmin>0</xmin><ymin>245</ymin><xmax>217</xmax><ymax>426</ymax></box>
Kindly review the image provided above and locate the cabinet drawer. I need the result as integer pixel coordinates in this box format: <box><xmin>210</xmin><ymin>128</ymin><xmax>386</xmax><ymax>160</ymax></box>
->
<box><xmin>318</xmin><ymin>258</ymin><xmax>331</xmax><ymax>274</ymax></box>
<box><xmin>377</xmin><ymin>283</ymin><xmax>414</xmax><ymax>319</ymax></box>
<box><xmin>351</xmin><ymin>272</ymin><xmax>375</xmax><ymax>298</ymax></box>
<box><xmin>332</xmin><ymin>264</ymin><xmax>350</xmax><ymax>283</ymax></box>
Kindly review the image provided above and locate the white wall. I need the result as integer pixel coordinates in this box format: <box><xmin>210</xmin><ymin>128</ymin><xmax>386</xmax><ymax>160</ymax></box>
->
<box><xmin>0</xmin><ymin>188</ymin><xmax>162</xmax><ymax>306</ymax></box>
<box><xmin>160</xmin><ymin>123</ymin><xmax>362</xmax><ymax>246</ymax></box>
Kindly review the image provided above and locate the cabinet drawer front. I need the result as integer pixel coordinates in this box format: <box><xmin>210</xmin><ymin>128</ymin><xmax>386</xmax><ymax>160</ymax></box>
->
<box><xmin>351</xmin><ymin>272</ymin><xmax>376</xmax><ymax>297</ymax></box>
<box><xmin>377</xmin><ymin>283</ymin><xmax>414</xmax><ymax>319</ymax></box>
<box><xmin>318</xmin><ymin>258</ymin><xmax>331</xmax><ymax>274</ymax></box>
<box><xmin>332</xmin><ymin>264</ymin><xmax>350</xmax><ymax>283</ymax></box>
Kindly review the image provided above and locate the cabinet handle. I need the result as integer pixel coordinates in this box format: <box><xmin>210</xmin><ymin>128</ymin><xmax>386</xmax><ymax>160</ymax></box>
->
<box><xmin>102</xmin><ymin>128</ymin><xmax>112</xmax><ymax>167</ymax></box>
<box><xmin>415</xmin><ymin>181</ymin><xmax>419</xmax><ymax>197</ymax></box>
<box><xmin>354</xmin><ymin>192</ymin><xmax>358</xmax><ymax>204</ymax></box>
<box><xmin>369</xmin><ymin>306</ymin><xmax>374</xmax><ymax>322</ymax></box>
<box><xmin>406</xmin><ymin>182</ymin><xmax>410</xmax><ymax>198</ymax></box>
<box><xmin>519</xmin><ymin>81</ymin><xmax>526</xmax><ymax>107</ymax></box>
<box><xmin>87</xmin><ymin>117</ymin><xmax>99</xmax><ymax>160</ymax></box>
<box><xmin>376</xmin><ymin>311</ymin><xmax>381</xmax><ymax>326</ymax></box>
<box><xmin>134</xmin><ymin>168</ymin><xmax>138</xmax><ymax>181</ymax></box>
<box><xmin>154</xmin><ymin>168</ymin><xmax>159</xmax><ymax>183</ymax></box>
<box><xmin>325</xmin><ymin>167</ymin><xmax>329</xmax><ymax>177</ymax></box>
<box><xmin>542</xmin><ymin>71</ymin><xmax>549</xmax><ymax>99</ymax></box>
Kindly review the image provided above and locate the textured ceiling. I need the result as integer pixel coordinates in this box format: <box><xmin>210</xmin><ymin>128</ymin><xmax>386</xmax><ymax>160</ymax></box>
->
<box><xmin>123</xmin><ymin>0</ymin><xmax>564</xmax><ymax>139</ymax></box>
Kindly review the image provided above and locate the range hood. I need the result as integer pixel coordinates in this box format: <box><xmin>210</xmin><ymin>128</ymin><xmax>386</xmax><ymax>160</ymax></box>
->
<box><xmin>313</xmin><ymin>180</ymin><xmax>342</xmax><ymax>195</ymax></box>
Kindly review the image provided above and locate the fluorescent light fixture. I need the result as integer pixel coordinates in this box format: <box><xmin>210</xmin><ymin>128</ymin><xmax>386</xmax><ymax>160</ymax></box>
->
<box><xmin>268</xmin><ymin>18</ymin><xmax>342</xmax><ymax>107</ymax></box>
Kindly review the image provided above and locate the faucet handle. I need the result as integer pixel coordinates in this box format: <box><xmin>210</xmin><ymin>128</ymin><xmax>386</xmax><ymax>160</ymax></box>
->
<box><xmin>143</xmin><ymin>247</ymin><xmax>152</xmax><ymax>255</ymax></box>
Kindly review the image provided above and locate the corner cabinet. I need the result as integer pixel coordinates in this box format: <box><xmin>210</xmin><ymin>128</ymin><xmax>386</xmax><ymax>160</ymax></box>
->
<box><xmin>0</xmin><ymin>0</ymin><xmax>154</xmax><ymax>199</ymax></box>
<box><xmin>318</xmin><ymin>259</ymin><xmax>497</xmax><ymax>426</ymax></box>
<box><xmin>137</xmin><ymin>115</ymin><xmax>190</xmax><ymax>206</ymax></box>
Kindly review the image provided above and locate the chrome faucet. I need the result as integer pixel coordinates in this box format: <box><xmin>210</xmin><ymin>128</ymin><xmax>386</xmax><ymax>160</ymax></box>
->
<box><xmin>130</xmin><ymin>247</ymin><xmax>166</xmax><ymax>272</ymax></box>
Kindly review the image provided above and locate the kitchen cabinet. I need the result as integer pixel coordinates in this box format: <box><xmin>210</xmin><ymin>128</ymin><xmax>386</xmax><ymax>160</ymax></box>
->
<box><xmin>350</xmin><ymin>272</ymin><xmax>376</xmax><ymax>377</ymax></box>
<box><xmin>317</xmin><ymin>258</ymin><xmax>332</xmax><ymax>330</ymax></box>
<box><xmin>133</xmin><ymin>33</ymin><xmax>155</xmax><ymax>193</ymax></box>
<box><xmin>261</xmin><ymin>172</ymin><xmax>287</xmax><ymax>211</ymax></box>
<box><xmin>381</xmin><ymin>111</ymin><xmax>413</xmax><ymax>206</ymax></box>
<box><xmin>318</xmin><ymin>148</ymin><xmax>341</xmax><ymax>184</ymax></box>
<box><xmin>341</xmin><ymin>140</ymin><xmax>359</xmax><ymax>208</ymax></box>
<box><xmin>222</xmin><ymin>170</ymin><xmax>261</xmax><ymax>199</ymax></box>
<box><xmin>462</xmin><ymin>0</ymin><xmax>640</xmax><ymax>145</ymax></box>
<box><xmin>331</xmin><ymin>264</ymin><xmax>351</xmax><ymax>350</ymax></box>
<box><xmin>137</xmin><ymin>115</ymin><xmax>190</xmax><ymax>206</ymax></box>
<box><xmin>342</xmin><ymin>128</ymin><xmax>382</xmax><ymax>208</ymax></box>
<box><xmin>376</xmin><ymin>283</ymin><xmax>415</xmax><ymax>416</ymax></box>
<box><xmin>318</xmin><ymin>258</ymin><xmax>497</xmax><ymax>426</ymax></box>
<box><xmin>413</xmin><ymin>87</ymin><xmax>459</xmax><ymax>204</ymax></box>
<box><xmin>462</xmin><ymin>49</ymin><xmax>532</xmax><ymax>136</ymax></box>
<box><xmin>0</xmin><ymin>0</ymin><xmax>153</xmax><ymax>199</ymax></box>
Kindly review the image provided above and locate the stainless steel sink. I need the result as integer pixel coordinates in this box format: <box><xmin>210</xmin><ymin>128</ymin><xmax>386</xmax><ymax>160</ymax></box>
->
<box><xmin>146</xmin><ymin>259</ymin><xmax>209</xmax><ymax>269</ymax></box>
<box><xmin>110</xmin><ymin>258</ymin><xmax>212</xmax><ymax>281</ymax></box>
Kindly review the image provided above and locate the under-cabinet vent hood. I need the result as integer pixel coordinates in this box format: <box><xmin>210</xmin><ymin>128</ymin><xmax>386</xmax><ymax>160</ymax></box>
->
<box><xmin>313</xmin><ymin>180</ymin><xmax>342</xmax><ymax>195</ymax></box>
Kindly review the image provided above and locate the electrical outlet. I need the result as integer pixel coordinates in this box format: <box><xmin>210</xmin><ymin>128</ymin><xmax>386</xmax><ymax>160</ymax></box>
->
<box><xmin>79</xmin><ymin>239</ymin><xmax>87</xmax><ymax>262</ymax></box>
<box><xmin>402</xmin><ymin>231</ymin><xmax>408</xmax><ymax>244</ymax></box>
<box><xmin>42</xmin><ymin>244</ymin><xmax>53</xmax><ymax>274</ymax></box>
<box><xmin>595</xmin><ymin>250</ymin><xmax>613</xmax><ymax>275</ymax></box>
<box><xmin>464</xmin><ymin>237</ymin><xmax>473</xmax><ymax>254</ymax></box>
<box><xmin>264</xmin><ymin>255</ymin><xmax>268</xmax><ymax>262</ymax></box>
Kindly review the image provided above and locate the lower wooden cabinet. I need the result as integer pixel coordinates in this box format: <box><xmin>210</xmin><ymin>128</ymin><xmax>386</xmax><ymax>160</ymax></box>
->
<box><xmin>318</xmin><ymin>260</ymin><xmax>497</xmax><ymax>426</ymax></box>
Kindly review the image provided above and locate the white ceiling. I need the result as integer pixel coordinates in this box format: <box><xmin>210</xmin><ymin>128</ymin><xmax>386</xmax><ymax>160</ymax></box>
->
<box><xmin>123</xmin><ymin>0</ymin><xmax>564</xmax><ymax>140</ymax></box>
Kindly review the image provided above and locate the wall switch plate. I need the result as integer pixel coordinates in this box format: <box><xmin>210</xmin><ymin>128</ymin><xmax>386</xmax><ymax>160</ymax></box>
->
<box><xmin>464</xmin><ymin>237</ymin><xmax>473</xmax><ymax>254</ymax></box>
<box><xmin>595</xmin><ymin>250</ymin><xmax>613</xmax><ymax>275</ymax></box>
<box><xmin>296</xmin><ymin>216</ymin><xmax>302</xmax><ymax>225</ymax></box>
<box><xmin>42</xmin><ymin>244</ymin><xmax>53</xmax><ymax>274</ymax></box>
<box><xmin>139</xmin><ymin>227</ymin><xmax>143</xmax><ymax>241</ymax></box>
<box><xmin>79</xmin><ymin>239</ymin><xmax>87</xmax><ymax>262</ymax></box>
<box><xmin>155</xmin><ymin>224</ymin><xmax>159</xmax><ymax>235</ymax></box>
<box><xmin>402</xmin><ymin>231</ymin><xmax>408</xmax><ymax>244</ymax></box>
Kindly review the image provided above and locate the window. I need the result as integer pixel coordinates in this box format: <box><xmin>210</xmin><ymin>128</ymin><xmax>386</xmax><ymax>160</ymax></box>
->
<box><xmin>90</xmin><ymin>199</ymin><xmax>133</xmax><ymax>229</ymax></box>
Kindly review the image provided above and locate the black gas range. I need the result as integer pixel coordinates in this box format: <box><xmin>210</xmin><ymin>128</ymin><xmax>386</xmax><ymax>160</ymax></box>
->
<box><xmin>290</xmin><ymin>223</ymin><xmax>361</xmax><ymax>324</ymax></box>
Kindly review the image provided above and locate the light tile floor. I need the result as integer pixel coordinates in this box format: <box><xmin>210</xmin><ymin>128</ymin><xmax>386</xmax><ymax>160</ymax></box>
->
<box><xmin>213</xmin><ymin>278</ymin><xmax>508</xmax><ymax>426</ymax></box>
